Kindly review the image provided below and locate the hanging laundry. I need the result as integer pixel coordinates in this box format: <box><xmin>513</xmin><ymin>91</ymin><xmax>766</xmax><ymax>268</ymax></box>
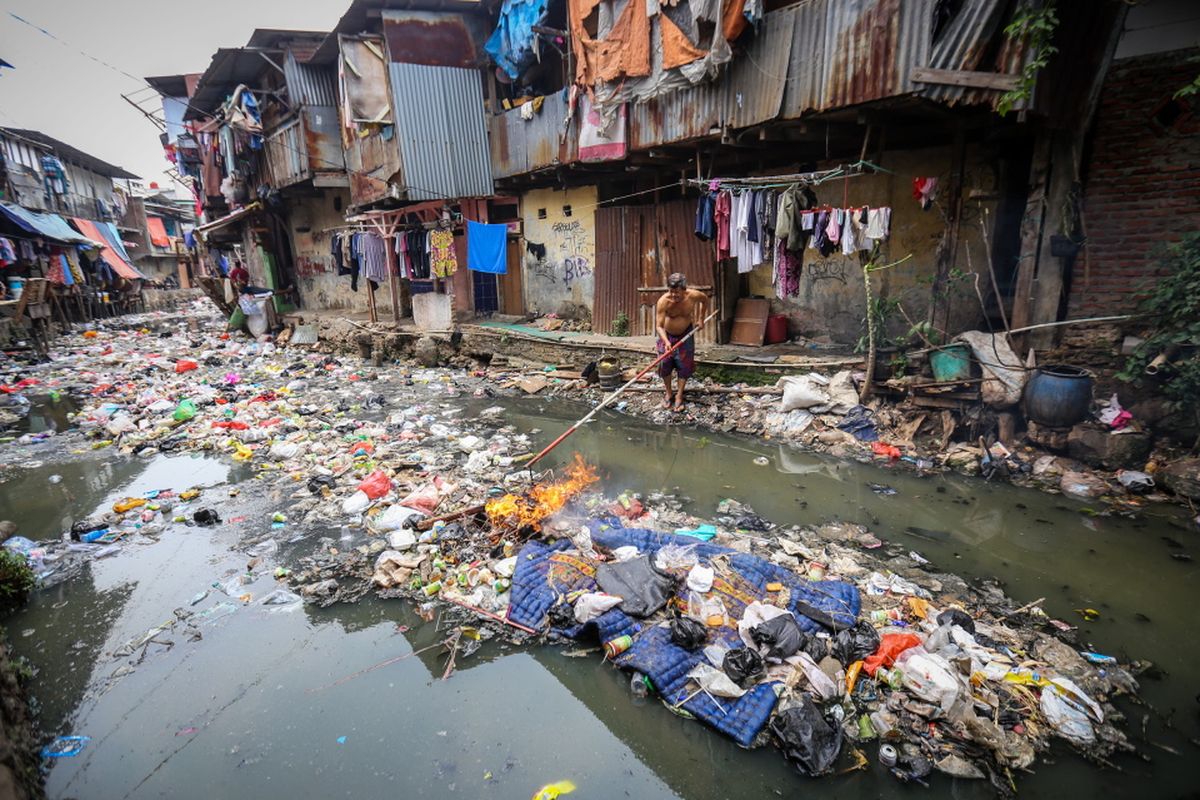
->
<box><xmin>774</xmin><ymin>184</ymin><xmax>816</xmax><ymax>253</ymax></box>
<box><xmin>865</xmin><ymin>207</ymin><xmax>892</xmax><ymax>241</ymax></box>
<box><xmin>812</xmin><ymin>210</ymin><xmax>835</xmax><ymax>257</ymax></box>
<box><xmin>912</xmin><ymin>177</ymin><xmax>938</xmax><ymax>210</ymax></box>
<box><xmin>0</xmin><ymin>236</ymin><xmax>15</xmax><ymax>265</ymax></box>
<box><xmin>825</xmin><ymin>209</ymin><xmax>842</xmax><ymax>246</ymax></box>
<box><xmin>732</xmin><ymin>192</ymin><xmax>757</xmax><ymax>273</ymax></box>
<box><xmin>359</xmin><ymin>232</ymin><xmax>390</xmax><ymax>285</ymax></box>
<box><xmin>430</xmin><ymin>228</ymin><xmax>458</xmax><ymax>278</ymax></box>
<box><xmin>775</xmin><ymin>237</ymin><xmax>803</xmax><ymax>298</ymax></box>
<box><xmin>467</xmin><ymin>221</ymin><xmax>507</xmax><ymax>274</ymax></box>
<box><xmin>694</xmin><ymin>191</ymin><xmax>716</xmax><ymax>241</ymax></box>
<box><xmin>715</xmin><ymin>191</ymin><xmax>732</xmax><ymax>260</ymax></box>
<box><xmin>852</xmin><ymin>208</ymin><xmax>872</xmax><ymax>252</ymax></box>
<box><xmin>841</xmin><ymin>209</ymin><xmax>859</xmax><ymax>255</ymax></box>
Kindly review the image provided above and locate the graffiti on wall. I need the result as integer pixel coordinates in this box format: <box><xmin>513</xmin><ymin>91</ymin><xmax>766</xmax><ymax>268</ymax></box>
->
<box><xmin>807</xmin><ymin>259</ymin><xmax>849</xmax><ymax>284</ymax></box>
<box><xmin>524</xmin><ymin>219</ymin><xmax>594</xmax><ymax>289</ymax></box>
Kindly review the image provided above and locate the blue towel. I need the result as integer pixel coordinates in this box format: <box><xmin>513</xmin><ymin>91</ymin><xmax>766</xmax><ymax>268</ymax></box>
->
<box><xmin>467</xmin><ymin>221</ymin><xmax>507</xmax><ymax>274</ymax></box>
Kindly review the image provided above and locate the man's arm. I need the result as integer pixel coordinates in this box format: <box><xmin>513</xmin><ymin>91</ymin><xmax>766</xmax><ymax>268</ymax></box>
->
<box><xmin>690</xmin><ymin>289</ymin><xmax>707</xmax><ymax>328</ymax></box>
<box><xmin>655</xmin><ymin>297</ymin><xmax>671</xmax><ymax>347</ymax></box>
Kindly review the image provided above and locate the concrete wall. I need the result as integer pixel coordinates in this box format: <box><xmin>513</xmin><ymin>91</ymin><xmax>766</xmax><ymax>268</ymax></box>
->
<box><xmin>746</xmin><ymin>145</ymin><xmax>1000</xmax><ymax>345</ymax></box>
<box><xmin>287</xmin><ymin>187</ymin><xmax>396</xmax><ymax>315</ymax></box>
<box><xmin>1072</xmin><ymin>47</ymin><xmax>1200</xmax><ymax>317</ymax></box>
<box><xmin>520</xmin><ymin>185</ymin><xmax>597</xmax><ymax>319</ymax></box>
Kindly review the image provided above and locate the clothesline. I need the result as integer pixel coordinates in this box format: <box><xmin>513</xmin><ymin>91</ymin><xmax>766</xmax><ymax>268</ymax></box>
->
<box><xmin>685</xmin><ymin>160</ymin><xmax>893</xmax><ymax>190</ymax></box>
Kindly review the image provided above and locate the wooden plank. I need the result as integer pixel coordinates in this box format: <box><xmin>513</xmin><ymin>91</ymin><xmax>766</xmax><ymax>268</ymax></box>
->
<box><xmin>729</xmin><ymin>298</ymin><xmax>770</xmax><ymax>346</ymax></box>
<box><xmin>910</xmin><ymin>67</ymin><xmax>1019</xmax><ymax>92</ymax></box>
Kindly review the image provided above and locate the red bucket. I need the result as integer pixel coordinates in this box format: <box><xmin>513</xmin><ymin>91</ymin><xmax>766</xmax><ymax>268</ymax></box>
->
<box><xmin>765</xmin><ymin>314</ymin><xmax>789</xmax><ymax>344</ymax></box>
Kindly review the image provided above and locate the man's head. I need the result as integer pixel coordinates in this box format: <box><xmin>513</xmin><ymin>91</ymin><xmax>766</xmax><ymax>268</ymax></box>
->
<box><xmin>666</xmin><ymin>272</ymin><xmax>687</xmax><ymax>300</ymax></box>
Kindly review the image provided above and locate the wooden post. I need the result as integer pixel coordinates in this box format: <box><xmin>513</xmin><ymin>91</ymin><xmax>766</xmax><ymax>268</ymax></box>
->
<box><xmin>385</xmin><ymin>224</ymin><xmax>401</xmax><ymax>323</ymax></box>
<box><xmin>1009</xmin><ymin>133</ymin><xmax>1051</xmax><ymax>337</ymax></box>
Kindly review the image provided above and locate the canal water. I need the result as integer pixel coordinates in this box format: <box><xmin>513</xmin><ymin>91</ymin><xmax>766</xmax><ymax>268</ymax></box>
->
<box><xmin>1</xmin><ymin>395</ymin><xmax>1196</xmax><ymax>799</ymax></box>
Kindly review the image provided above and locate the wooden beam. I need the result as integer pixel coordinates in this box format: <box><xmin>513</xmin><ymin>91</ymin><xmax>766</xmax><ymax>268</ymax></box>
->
<box><xmin>910</xmin><ymin>67</ymin><xmax>1019</xmax><ymax>92</ymax></box>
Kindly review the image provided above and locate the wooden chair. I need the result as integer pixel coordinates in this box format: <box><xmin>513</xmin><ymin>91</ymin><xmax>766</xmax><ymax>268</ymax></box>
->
<box><xmin>7</xmin><ymin>278</ymin><xmax>52</xmax><ymax>358</ymax></box>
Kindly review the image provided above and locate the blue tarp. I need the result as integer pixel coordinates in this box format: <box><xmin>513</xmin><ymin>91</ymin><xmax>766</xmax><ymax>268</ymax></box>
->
<box><xmin>506</xmin><ymin>519</ymin><xmax>862</xmax><ymax>747</ymax></box>
<box><xmin>0</xmin><ymin>201</ymin><xmax>95</xmax><ymax>245</ymax></box>
<box><xmin>466</xmin><ymin>221</ymin><xmax>507</xmax><ymax>274</ymax></box>
<box><xmin>484</xmin><ymin>0</ymin><xmax>549</xmax><ymax>80</ymax></box>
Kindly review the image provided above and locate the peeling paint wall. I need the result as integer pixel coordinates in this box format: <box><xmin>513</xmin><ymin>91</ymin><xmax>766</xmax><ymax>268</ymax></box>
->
<box><xmin>520</xmin><ymin>186</ymin><xmax>597</xmax><ymax>319</ymax></box>
<box><xmin>287</xmin><ymin>187</ymin><xmax>396</xmax><ymax>315</ymax></box>
<box><xmin>748</xmin><ymin>145</ymin><xmax>1000</xmax><ymax>345</ymax></box>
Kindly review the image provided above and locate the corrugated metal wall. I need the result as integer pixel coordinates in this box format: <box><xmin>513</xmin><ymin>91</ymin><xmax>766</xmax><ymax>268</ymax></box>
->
<box><xmin>264</xmin><ymin>117</ymin><xmax>309</xmax><ymax>187</ymax></box>
<box><xmin>284</xmin><ymin>51</ymin><xmax>338</xmax><ymax>108</ymax></box>
<box><xmin>389</xmin><ymin>63</ymin><xmax>494</xmax><ymax>201</ymax></box>
<box><xmin>490</xmin><ymin>91</ymin><xmax>577</xmax><ymax>179</ymax></box>
<box><xmin>593</xmin><ymin>206</ymin><xmax>644</xmax><ymax>337</ymax></box>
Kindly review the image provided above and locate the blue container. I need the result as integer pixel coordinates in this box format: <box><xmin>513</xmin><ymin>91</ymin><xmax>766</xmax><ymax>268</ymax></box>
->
<box><xmin>929</xmin><ymin>344</ymin><xmax>972</xmax><ymax>382</ymax></box>
<box><xmin>1023</xmin><ymin>365</ymin><xmax>1094</xmax><ymax>428</ymax></box>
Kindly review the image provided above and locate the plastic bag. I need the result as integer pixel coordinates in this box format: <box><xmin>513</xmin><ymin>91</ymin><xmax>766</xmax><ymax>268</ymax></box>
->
<box><xmin>936</xmin><ymin>608</ymin><xmax>975</xmax><ymax>634</ymax></box>
<box><xmin>574</xmin><ymin>592</ymin><xmax>623</xmax><ymax>623</ymax></box>
<box><xmin>686</xmin><ymin>663</ymin><xmax>746</xmax><ymax>698</ymax></box>
<box><xmin>751</xmin><ymin>613</ymin><xmax>804</xmax><ymax>662</ymax></box>
<box><xmin>1040</xmin><ymin>686</ymin><xmax>1095</xmax><ymax>744</ymax></box>
<box><xmin>399</xmin><ymin>483</ymin><xmax>442</xmax><ymax>514</ymax></box>
<box><xmin>358</xmin><ymin>470</ymin><xmax>393</xmax><ymax>500</ymax></box>
<box><xmin>862</xmin><ymin>632</ymin><xmax>922</xmax><ymax>676</ymax></box>
<box><xmin>172</xmin><ymin>399</ymin><xmax>197</xmax><ymax>422</ymax></box>
<box><xmin>685</xmin><ymin>564</ymin><xmax>714</xmax><ymax>593</ymax></box>
<box><xmin>738</xmin><ymin>601</ymin><xmax>790</xmax><ymax>649</ymax></box>
<box><xmin>595</xmin><ymin>556</ymin><xmax>675</xmax><ymax>618</ymax></box>
<box><xmin>894</xmin><ymin>647</ymin><xmax>963</xmax><ymax>713</ymax></box>
<box><xmin>831</xmin><ymin>621</ymin><xmax>880</xmax><ymax>666</ymax></box>
<box><xmin>722</xmin><ymin>648</ymin><xmax>765</xmax><ymax>689</ymax></box>
<box><xmin>670</xmin><ymin>613</ymin><xmax>709</xmax><ymax>650</ymax></box>
<box><xmin>175</xmin><ymin>360</ymin><xmax>198</xmax><ymax>374</ymax></box>
<box><xmin>654</xmin><ymin>542</ymin><xmax>699</xmax><ymax>572</ymax></box>
<box><xmin>269</xmin><ymin>441</ymin><xmax>301</xmax><ymax>460</ymax></box>
<box><xmin>261</xmin><ymin>588</ymin><xmax>302</xmax><ymax>606</ymax></box>
<box><xmin>793</xmin><ymin>651</ymin><xmax>838</xmax><ymax>701</ymax></box>
<box><xmin>778</xmin><ymin>373</ymin><xmax>830</xmax><ymax>412</ymax></box>
<box><xmin>342</xmin><ymin>490</ymin><xmax>371</xmax><ymax>515</ymax></box>
<box><xmin>373</xmin><ymin>504</ymin><xmax>423</xmax><ymax>533</ymax></box>
<box><xmin>769</xmin><ymin>695</ymin><xmax>842</xmax><ymax>776</ymax></box>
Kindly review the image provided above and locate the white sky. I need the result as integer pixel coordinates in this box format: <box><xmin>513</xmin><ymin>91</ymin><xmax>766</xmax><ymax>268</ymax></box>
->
<box><xmin>0</xmin><ymin>1</ymin><xmax>343</xmax><ymax>194</ymax></box>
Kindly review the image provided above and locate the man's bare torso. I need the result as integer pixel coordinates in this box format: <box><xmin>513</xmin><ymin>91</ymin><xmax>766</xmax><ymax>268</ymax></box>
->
<box><xmin>657</xmin><ymin>289</ymin><xmax>704</xmax><ymax>336</ymax></box>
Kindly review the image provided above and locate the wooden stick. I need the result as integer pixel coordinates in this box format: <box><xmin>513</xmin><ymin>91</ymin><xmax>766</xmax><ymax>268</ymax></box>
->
<box><xmin>415</xmin><ymin>504</ymin><xmax>485</xmax><ymax>532</ymax></box>
<box><xmin>441</xmin><ymin>596</ymin><xmax>539</xmax><ymax>634</ymax></box>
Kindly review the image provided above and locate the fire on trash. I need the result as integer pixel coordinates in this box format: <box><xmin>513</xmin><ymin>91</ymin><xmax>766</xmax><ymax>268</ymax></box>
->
<box><xmin>485</xmin><ymin>454</ymin><xmax>599</xmax><ymax>533</ymax></box>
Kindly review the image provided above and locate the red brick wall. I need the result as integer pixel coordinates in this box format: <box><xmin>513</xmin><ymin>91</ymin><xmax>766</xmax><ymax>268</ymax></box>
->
<box><xmin>1072</xmin><ymin>48</ymin><xmax>1200</xmax><ymax>317</ymax></box>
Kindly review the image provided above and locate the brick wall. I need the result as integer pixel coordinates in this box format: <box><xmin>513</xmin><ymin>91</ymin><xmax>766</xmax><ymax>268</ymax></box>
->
<box><xmin>1072</xmin><ymin>47</ymin><xmax>1200</xmax><ymax>317</ymax></box>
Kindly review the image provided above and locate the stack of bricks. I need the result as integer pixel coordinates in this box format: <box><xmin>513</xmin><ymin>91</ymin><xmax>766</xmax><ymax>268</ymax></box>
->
<box><xmin>1071</xmin><ymin>47</ymin><xmax>1200</xmax><ymax>318</ymax></box>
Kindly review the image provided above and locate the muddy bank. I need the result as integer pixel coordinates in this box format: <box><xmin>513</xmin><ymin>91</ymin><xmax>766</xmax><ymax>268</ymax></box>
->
<box><xmin>0</xmin><ymin>637</ymin><xmax>45</xmax><ymax>800</ymax></box>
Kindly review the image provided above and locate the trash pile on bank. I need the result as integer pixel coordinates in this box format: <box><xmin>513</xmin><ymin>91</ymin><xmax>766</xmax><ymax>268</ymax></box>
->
<box><xmin>0</xmin><ymin>305</ymin><xmax>1143</xmax><ymax>791</ymax></box>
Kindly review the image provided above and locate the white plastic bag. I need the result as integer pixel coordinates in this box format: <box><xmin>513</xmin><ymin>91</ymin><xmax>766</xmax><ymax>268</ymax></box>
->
<box><xmin>792</xmin><ymin>651</ymin><xmax>838</xmax><ymax>701</ymax></box>
<box><xmin>686</xmin><ymin>564</ymin><xmax>714</xmax><ymax>593</ymax></box>
<box><xmin>654</xmin><ymin>542</ymin><xmax>699</xmax><ymax>571</ymax></box>
<box><xmin>895</xmin><ymin>647</ymin><xmax>963</xmax><ymax>714</ymax></box>
<box><xmin>737</xmin><ymin>601</ymin><xmax>790</xmax><ymax>650</ymax></box>
<box><xmin>373</xmin><ymin>504</ymin><xmax>424</xmax><ymax>533</ymax></box>
<box><xmin>1040</xmin><ymin>685</ymin><xmax>1096</xmax><ymax>744</ymax></box>
<box><xmin>574</xmin><ymin>592</ymin><xmax>623</xmax><ymax>623</ymax></box>
<box><xmin>778</xmin><ymin>373</ymin><xmax>830</xmax><ymax>412</ymax></box>
<box><xmin>687</xmin><ymin>663</ymin><xmax>747</xmax><ymax>698</ymax></box>
<box><xmin>342</xmin><ymin>490</ymin><xmax>371</xmax><ymax>515</ymax></box>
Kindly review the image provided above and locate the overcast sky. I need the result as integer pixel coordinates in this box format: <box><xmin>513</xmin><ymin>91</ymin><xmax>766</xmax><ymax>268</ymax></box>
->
<box><xmin>0</xmin><ymin>1</ymin><xmax>342</xmax><ymax>194</ymax></box>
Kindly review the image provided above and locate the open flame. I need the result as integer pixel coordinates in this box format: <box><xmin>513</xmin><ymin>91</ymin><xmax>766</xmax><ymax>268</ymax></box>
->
<box><xmin>486</xmin><ymin>454</ymin><xmax>599</xmax><ymax>532</ymax></box>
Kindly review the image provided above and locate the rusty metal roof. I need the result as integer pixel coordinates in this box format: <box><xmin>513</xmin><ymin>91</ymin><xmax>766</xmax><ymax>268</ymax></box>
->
<box><xmin>491</xmin><ymin>90</ymin><xmax>577</xmax><ymax>179</ymax></box>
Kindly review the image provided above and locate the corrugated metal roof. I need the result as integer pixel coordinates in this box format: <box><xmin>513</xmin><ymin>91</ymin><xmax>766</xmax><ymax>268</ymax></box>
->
<box><xmin>284</xmin><ymin>51</ymin><xmax>338</xmax><ymax>107</ymax></box>
<box><xmin>629</xmin><ymin>77</ymin><xmax>725</xmax><ymax>149</ymax></box>
<box><xmin>822</xmin><ymin>0</ymin><xmax>933</xmax><ymax>110</ymax></box>
<box><xmin>389</xmin><ymin>63</ymin><xmax>493</xmax><ymax>200</ymax></box>
<box><xmin>781</xmin><ymin>0</ymin><xmax>830</xmax><ymax>118</ymax></box>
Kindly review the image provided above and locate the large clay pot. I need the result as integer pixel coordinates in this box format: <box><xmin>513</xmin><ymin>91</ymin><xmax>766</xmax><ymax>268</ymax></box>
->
<box><xmin>1023</xmin><ymin>365</ymin><xmax>1094</xmax><ymax>428</ymax></box>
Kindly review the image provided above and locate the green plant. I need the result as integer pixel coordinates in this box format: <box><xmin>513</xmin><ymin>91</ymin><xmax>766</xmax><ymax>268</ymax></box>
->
<box><xmin>609</xmin><ymin>311</ymin><xmax>631</xmax><ymax>337</ymax></box>
<box><xmin>996</xmin><ymin>2</ymin><xmax>1060</xmax><ymax>116</ymax></box>
<box><xmin>1117</xmin><ymin>234</ymin><xmax>1200</xmax><ymax>434</ymax></box>
<box><xmin>0</xmin><ymin>551</ymin><xmax>35</xmax><ymax>611</ymax></box>
<box><xmin>1175</xmin><ymin>73</ymin><xmax>1200</xmax><ymax>100</ymax></box>
<box><xmin>856</xmin><ymin>295</ymin><xmax>902</xmax><ymax>353</ymax></box>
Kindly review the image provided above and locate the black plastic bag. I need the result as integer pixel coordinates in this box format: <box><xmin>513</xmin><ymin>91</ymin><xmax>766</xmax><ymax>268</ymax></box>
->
<box><xmin>800</xmin><ymin>633</ymin><xmax>828</xmax><ymax>663</ymax></box>
<box><xmin>751</xmin><ymin>614</ymin><xmax>804</xmax><ymax>661</ymax></box>
<box><xmin>769</xmin><ymin>695</ymin><xmax>843</xmax><ymax>776</ymax></box>
<box><xmin>723</xmin><ymin>648</ymin><xmax>765</xmax><ymax>689</ymax></box>
<box><xmin>830</xmin><ymin>621</ymin><xmax>880</xmax><ymax>666</ymax></box>
<box><xmin>936</xmin><ymin>608</ymin><xmax>975</xmax><ymax>634</ymax></box>
<box><xmin>595</xmin><ymin>556</ymin><xmax>675</xmax><ymax>618</ymax></box>
<box><xmin>307</xmin><ymin>475</ymin><xmax>337</xmax><ymax>494</ymax></box>
<box><xmin>669</xmin><ymin>614</ymin><xmax>708</xmax><ymax>650</ymax></box>
<box><xmin>193</xmin><ymin>509</ymin><xmax>221</xmax><ymax>526</ymax></box>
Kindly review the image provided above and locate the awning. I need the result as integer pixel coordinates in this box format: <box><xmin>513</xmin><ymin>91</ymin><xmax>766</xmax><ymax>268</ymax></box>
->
<box><xmin>197</xmin><ymin>201</ymin><xmax>261</xmax><ymax>235</ymax></box>
<box><xmin>146</xmin><ymin>216</ymin><xmax>171</xmax><ymax>247</ymax></box>
<box><xmin>97</xmin><ymin>221</ymin><xmax>135</xmax><ymax>264</ymax></box>
<box><xmin>0</xmin><ymin>201</ymin><xmax>97</xmax><ymax>245</ymax></box>
<box><xmin>71</xmin><ymin>217</ymin><xmax>145</xmax><ymax>280</ymax></box>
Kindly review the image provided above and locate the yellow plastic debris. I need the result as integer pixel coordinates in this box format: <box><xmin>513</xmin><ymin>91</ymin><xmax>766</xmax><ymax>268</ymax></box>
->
<box><xmin>532</xmin><ymin>781</ymin><xmax>576</xmax><ymax>800</ymax></box>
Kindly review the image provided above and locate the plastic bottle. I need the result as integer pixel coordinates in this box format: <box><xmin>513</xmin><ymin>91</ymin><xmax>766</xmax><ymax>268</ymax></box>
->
<box><xmin>630</xmin><ymin>672</ymin><xmax>651</xmax><ymax>699</ymax></box>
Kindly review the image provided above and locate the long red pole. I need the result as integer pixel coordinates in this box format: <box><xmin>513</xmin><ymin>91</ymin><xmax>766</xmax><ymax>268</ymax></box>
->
<box><xmin>526</xmin><ymin>308</ymin><xmax>719</xmax><ymax>468</ymax></box>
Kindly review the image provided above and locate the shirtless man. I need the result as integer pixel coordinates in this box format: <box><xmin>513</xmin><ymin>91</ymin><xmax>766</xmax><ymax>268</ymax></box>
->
<box><xmin>655</xmin><ymin>273</ymin><xmax>706</xmax><ymax>411</ymax></box>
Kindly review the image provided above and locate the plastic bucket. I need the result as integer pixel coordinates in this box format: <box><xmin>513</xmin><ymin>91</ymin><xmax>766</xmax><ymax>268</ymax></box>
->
<box><xmin>6</xmin><ymin>277</ymin><xmax>25</xmax><ymax>300</ymax></box>
<box><xmin>929</xmin><ymin>344</ymin><xmax>972</xmax><ymax>382</ymax></box>
<box><xmin>597</xmin><ymin>358</ymin><xmax>621</xmax><ymax>389</ymax></box>
<box><xmin>765</xmin><ymin>314</ymin><xmax>789</xmax><ymax>344</ymax></box>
